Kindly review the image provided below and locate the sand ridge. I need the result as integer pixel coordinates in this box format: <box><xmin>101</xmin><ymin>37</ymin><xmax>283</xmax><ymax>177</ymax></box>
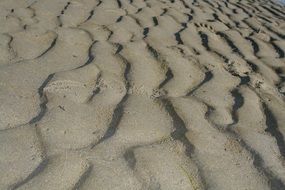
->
<box><xmin>0</xmin><ymin>0</ymin><xmax>285</xmax><ymax>189</ymax></box>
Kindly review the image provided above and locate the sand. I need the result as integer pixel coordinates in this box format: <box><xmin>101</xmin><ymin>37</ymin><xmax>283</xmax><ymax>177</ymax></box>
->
<box><xmin>0</xmin><ymin>0</ymin><xmax>285</xmax><ymax>189</ymax></box>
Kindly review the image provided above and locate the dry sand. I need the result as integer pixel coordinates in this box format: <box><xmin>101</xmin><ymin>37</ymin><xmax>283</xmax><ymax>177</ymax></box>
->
<box><xmin>0</xmin><ymin>0</ymin><xmax>285</xmax><ymax>189</ymax></box>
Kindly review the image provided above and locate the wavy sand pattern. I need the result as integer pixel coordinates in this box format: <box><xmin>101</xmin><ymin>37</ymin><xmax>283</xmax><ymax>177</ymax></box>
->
<box><xmin>0</xmin><ymin>0</ymin><xmax>285</xmax><ymax>189</ymax></box>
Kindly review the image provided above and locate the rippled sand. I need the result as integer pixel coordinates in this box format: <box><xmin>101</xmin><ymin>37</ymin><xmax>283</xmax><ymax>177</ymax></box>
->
<box><xmin>0</xmin><ymin>0</ymin><xmax>285</xmax><ymax>189</ymax></box>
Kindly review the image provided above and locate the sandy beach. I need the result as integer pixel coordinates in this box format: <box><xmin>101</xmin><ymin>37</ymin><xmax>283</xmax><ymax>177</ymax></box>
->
<box><xmin>0</xmin><ymin>0</ymin><xmax>285</xmax><ymax>189</ymax></box>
